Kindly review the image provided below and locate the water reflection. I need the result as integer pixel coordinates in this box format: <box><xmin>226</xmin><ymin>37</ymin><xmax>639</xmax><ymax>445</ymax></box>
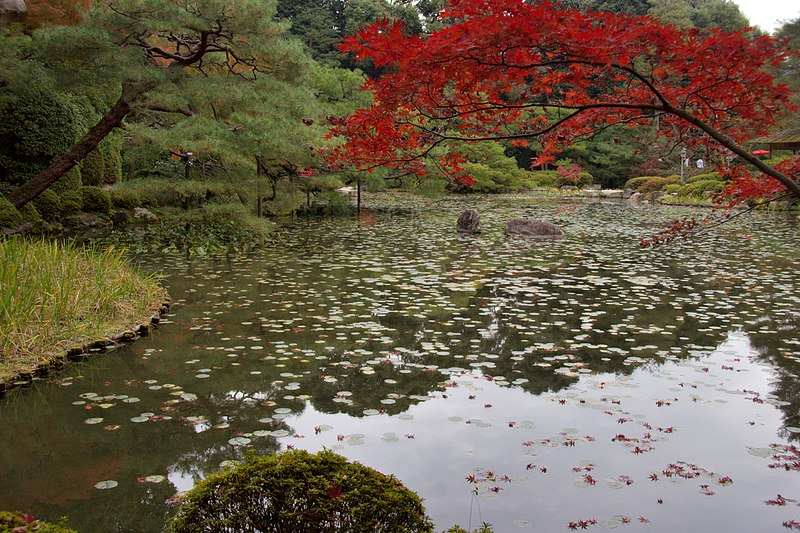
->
<box><xmin>0</xmin><ymin>195</ymin><xmax>798</xmax><ymax>531</ymax></box>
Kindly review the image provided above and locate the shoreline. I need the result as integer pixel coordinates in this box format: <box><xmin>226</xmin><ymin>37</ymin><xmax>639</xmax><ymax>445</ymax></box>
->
<box><xmin>0</xmin><ymin>298</ymin><xmax>172</xmax><ymax>398</ymax></box>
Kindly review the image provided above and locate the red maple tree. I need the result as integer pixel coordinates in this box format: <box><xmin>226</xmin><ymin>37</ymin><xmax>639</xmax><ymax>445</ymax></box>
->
<box><xmin>326</xmin><ymin>0</ymin><xmax>799</xmax><ymax>203</ymax></box>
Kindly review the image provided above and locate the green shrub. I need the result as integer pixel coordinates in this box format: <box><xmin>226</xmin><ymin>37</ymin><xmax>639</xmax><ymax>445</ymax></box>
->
<box><xmin>528</xmin><ymin>170</ymin><xmax>559</xmax><ymax>188</ymax></box>
<box><xmin>80</xmin><ymin>148</ymin><xmax>106</xmax><ymax>186</ymax></box>
<box><xmin>60</xmin><ymin>191</ymin><xmax>83</xmax><ymax>216</ymax></box>
<box><xmin>662</xmin><ymin>184</ymin><xmax>682</xmax><ymax>194</ymax></box>
<box><xmin>0</xmin><ymin>196</ymin><xmax>22</xmax><ymax>228</ymax></box>
<box><xmin>33</xmin><ymin>189</ymin><xmax>63</xmax><ymax>222</ymax></box>
<box><xmin>0</xmin><ymin>80</ymin><xmax>83</xmax><ymax>186</ymax></box>
<box><xmin>19</xmin><ymin>202</ymin><xmax>42</xmax><ymax>223</ymax></box>
<box><xmin>110</xmin><ymin>189</ymin><xmax>142</xmax><ymax>209</ymax></box>
<box><xmin>102</xmin><ymin>133</ymin><xmax>123</xmax><ymax>184</ymax></box>
<box><xmin>168</xmin><ymin>450</ymin><xmax>434</xmax><ymax>533</ymax></box>
<box><xmin>112</xmin><ymin>179</ymin><xmax>241</xmax><ymax>208</ymax></box>
<box><xmin>624</xmin><ymin>176</ymin><xmax>661</xmax><ymax>190</ymax></box>
<box><xmin>676</xmin><ymin>179</ymin><xmax>725</xmax><ymax>197</ymax></box>
<box><xmin>686</xmin><ymin>172</ymin><xmax>720</xmax><ymax>184</ymax></box>
<box><xmin>81</xmin><ymin>186</ymin><xmax>111</xmax><ymax>213</ymax></box>
<box><xmin>638</xmin><ymin>176</ymin><xmax>680</xmax><ymax>193</ymax></box>
<box><xmin>0</xmin><ymin>510</ymin><xmax>77</xmax><ymax>532</ymax></box>
<box><xmin>50</xmin><ymin>167</ymin><xmax>82</xmax><ymax>196</ymax></box>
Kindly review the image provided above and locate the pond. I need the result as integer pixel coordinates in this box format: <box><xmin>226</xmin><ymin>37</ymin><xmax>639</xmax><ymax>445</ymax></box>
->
<box><xmin>1</xmin><ymin>193</ymin><xmax>799</xmax><ymax>532</ymax></box>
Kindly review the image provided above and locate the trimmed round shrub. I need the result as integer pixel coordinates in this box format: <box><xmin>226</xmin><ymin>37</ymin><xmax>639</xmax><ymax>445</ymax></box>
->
<box><xmin>81</xmin><ymin>186</ymin><xmax>111</xmax><ymax>213</ymax></box>
<box><xmin>168</xmin><ymin>449</ymin><xmax>434</xmax><ymax>533</ymax></box>
<box><xmin>624</xmin><ymin>176</ymin><xmax>660</xmax><ymax>190</ymax></box>
<box><xmin>686</xmin><ymin>172</ymin><xmax>720</xmax><ymax>184</ymax></box>
<box><xmin>110</xmin><ymin>189</ymin><xmax>142</xmax><ymax>209</ymax></box>
<box><xmin>80</xmin><ymin>148</ymin><xmax>106</xmax><ymax>186</ymax></box>
<box><xmin>638</xmin><ymin>176</ymin><xmax>679</xmax><ymax>193</ymax></box>
<box><xmin>60</xmin><ymin>191</ymin><xmax>83</xmax><ymax>216</ymax></box>
<box><xmin>662</xmin><ymin>184</ymin><xmax>682</xmax><ymax>194</ymax></box>
<box><xmin>676</xmin><ymin>179</ymin><xmax>725</xmax><ymax>197</ymax></box>
<box><xmin>0</xmin><ymin>510</ymin><xmax>76</xmax><ymax>532</ymax></box>
<box><xmin>50</xmin><ymin>167</ymin><xmax>82</xmax><ymax>196</ymax></box>
<box><xmin>103</xmin><ymin>138</ymin><xmax>123</xmax><ymax>184</ymax></box>
<box><xmin>33</xmin><ymin>189</ymin><xmax>63</xmax><ymax>221</ymax></box>
<box><xmin>0</xmin><ymin>196</ymin><xmax>22</xmax><ymax>228</ymax></box>
<box><xmin>19</xmin><ymin>202</ymin><xmax>42</xmax><ymax>223</ymax></box>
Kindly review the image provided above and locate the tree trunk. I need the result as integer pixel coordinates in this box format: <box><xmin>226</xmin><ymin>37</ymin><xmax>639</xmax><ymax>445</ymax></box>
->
<box><xmin>6</xmin><ymin>89</ymin><xmax>133</xmax><ymax>209</ymax></box>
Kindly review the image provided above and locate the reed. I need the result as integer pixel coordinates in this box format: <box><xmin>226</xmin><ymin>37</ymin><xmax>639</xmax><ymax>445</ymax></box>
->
<box><xmin>0</xmin><ymin>238</ymin><xmax>168</xmax><ymax>382</ymax></box>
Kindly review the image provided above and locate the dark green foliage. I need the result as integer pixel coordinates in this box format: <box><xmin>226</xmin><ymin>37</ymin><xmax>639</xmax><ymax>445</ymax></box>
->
<box><xmin>51</xmin><ymin>165</ymin><xmax>84</xmax><ymax>216</ymax></box>
<box><xmin>561</xmin><ymin>125</ymin><xmax>647</xmax><ymax>187</ymax></box>
<box><xmin>102</xmin><ymin>132</ymin><xmax>123</xmax><ymax>184</ymax></box>
<box><xmin>0</xmin><ymin>196</ymin><xmax>23</xmax><ymax>229</ymax></box>
<box><xmin>19</xmin><ymin>203</ymin><xmax>42</xmax><ymax>223</ymax></box>
<box><xmin>168</xmin><ymin>449</ymin><xmax>434</xmax><ymax>532</ymax></box>
<box><xmin>60</xmin><ymin>191</ymin><xmax>84</xmax><ymax>216</ymax></box>
<box><xmin>0</xmin><ymin>510</ymin><xmax>76</xmax><ymax>532</ymax></box>
<box><xmin>109</xmin><ymin>189</ymin><xmax>142</xmax><ymax>209</ymax></box>
<box><xmin>81</xmin><ymin>186</ymin><xmax>112</xmax><ymax>213</ymax></box>
<box><xmin>0</xmin><ymin>79</ymin><xmax>83</xmax><ymax>187</ymax></box>
<box><xmin>50</xmin><ymin>167</ymin><xmax>83</xmax><ymax>196</ymax></box>
<box><xmin>80</xmin><ymin>148</ymin><xmax>106</xmax><ymax>186</ymax></box>
<box><xmin>557</xmin><ymin>0</ymin><xmax>650</xmax><ymax>16</ymax></box>
<box><xmin>32</xmin><ymin>189</ymin><xmax>63</xmax><ymax>222</ymax></box>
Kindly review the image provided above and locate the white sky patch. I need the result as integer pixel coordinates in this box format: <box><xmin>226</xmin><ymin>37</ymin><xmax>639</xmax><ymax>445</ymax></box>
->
<box><xmin>732</xmin><ymin>0</ymin><xmax>799</xmax><ymax>33</ymax></box>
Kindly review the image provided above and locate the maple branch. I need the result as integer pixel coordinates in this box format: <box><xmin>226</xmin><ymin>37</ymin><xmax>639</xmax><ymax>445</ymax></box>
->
<box><xmin>664</xmin><ymin>105</ymin><xmax>800</xmax><ymax>198</ymax></box>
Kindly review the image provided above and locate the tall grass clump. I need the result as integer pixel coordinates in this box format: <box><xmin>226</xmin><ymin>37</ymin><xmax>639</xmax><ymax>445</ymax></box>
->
<box><xmin>0</xmin><ymin>238</ymin><xmax>168</xmax><ymax>382</ymax></box>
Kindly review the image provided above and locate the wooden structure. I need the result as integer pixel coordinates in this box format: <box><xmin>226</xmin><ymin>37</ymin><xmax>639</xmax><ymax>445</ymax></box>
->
<box><xmin>757</xmin><ymin>122</ymin><xmax>800</xmax><ymax>155</ymax></box>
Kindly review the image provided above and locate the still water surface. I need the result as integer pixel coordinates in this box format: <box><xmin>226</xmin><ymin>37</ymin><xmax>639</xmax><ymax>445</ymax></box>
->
<box><xmin>1</xmin><ymin>194</ymin><xmax>798</xmax><ymax>532</ymax></box>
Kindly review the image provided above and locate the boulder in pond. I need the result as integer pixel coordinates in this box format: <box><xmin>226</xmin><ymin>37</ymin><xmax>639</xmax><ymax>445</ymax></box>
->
<box><xmin>505</xmin><ymin>218</ymin><xmax>562</xmax><ymax>237</ymax></box>
<box><xmin>457</xmin><ymin>209</ymin><xmax>482</xmax><ymax>234</ymax></box>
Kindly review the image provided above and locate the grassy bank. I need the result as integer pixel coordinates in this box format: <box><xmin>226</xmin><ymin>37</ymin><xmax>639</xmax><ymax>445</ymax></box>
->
<box><xmin>0</xmin><ymin>238</ymin><xmax>168</xmax><ymax>384</ymax></box>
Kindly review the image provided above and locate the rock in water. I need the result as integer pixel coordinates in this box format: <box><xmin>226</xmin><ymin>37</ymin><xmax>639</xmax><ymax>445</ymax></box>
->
<box><xmin>457</xmin><ymin>209</ymin><xmax>482</xmax><ymax>234</ymax></box>
<box><xmin>505</xmin><ymin>218</ymin><xmax>562</xmax><ymax>236</ymax></box>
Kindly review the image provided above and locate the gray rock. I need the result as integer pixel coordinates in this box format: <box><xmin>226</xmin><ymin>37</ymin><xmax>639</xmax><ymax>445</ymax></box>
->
<box><xmin>457</xmin><ymin>209</ymin><xmax>482</xmax><ymax>234</ymax></box>
<box><xmin>505</xmin><ymin>218</ymin><xmax>563</xmax><ymax>237</ymax></box>
<box><xmin>63</xmin><ymin>213</ymin><xmax>108</xmax><ymax>228</ymax></box>
<box><xmin>133</xmin><ymin>207</ymin><xmax>158</xmax><ymax>221</ymax></box>
<box><xmin>628</xmin><ymin>192</ymin><xmax>643</xmax><ymax>203</ymax></box>
<box><xmin>111</xmin><ymin>210</ymin><xmax>129</xmax><ymax>226</ymax></box>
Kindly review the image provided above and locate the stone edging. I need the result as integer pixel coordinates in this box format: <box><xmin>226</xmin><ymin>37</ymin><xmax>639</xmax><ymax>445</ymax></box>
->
<box><xmin>0</xmin><ymin>299</ymin><xmax>172</xmax><ymax>398</ymax></box>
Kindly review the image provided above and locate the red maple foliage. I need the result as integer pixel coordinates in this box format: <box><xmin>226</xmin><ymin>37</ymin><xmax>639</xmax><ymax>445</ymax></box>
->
<box><xmin>326</xmin><ymin>0</ymin><xmax>799</xmax><ymax>202</ymax></box>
